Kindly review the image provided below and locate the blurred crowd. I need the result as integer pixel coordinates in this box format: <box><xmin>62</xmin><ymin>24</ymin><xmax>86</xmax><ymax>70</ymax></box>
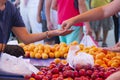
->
<box><xmin>8</xmin><ymin>0</ymin><xmax>120</xmax><ymax>47</ymax></box>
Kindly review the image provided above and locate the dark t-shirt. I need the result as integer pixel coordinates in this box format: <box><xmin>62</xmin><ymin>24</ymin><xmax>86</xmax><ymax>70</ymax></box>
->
<box><xmin>0</xmin><ymin>1</ymin><xmax>25</xmax><ymax>43</ymax></box>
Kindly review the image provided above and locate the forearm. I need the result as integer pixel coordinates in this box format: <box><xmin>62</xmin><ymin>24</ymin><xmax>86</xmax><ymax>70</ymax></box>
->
<box><xmin>78</xmin><ymin>0</ymin><xmax>91</xmax><ymax>28</ymax></box>
<box><xmin>37</xmin><ymin>0</ymin><xmax>43</xmax><ymax>18</ymax></box>
<box><xmin>45</xmin><ymin>0</ymin><xmax>52</xmax><ymax>23</ymax></box>
<box><xmin>73</xmin><ymin>1</ymin><xmax>119</xmax><ymax>24</ymax></box>
<box><xmin>106</xmin><ymin>71</ymin><xmax>120</xmax><ymax>80</ymax></box>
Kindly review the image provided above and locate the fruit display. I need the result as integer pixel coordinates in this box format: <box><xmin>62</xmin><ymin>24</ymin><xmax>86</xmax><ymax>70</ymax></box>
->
<box><xmin>20</xmin><ymin>42</ymin><xmax>120</xmax><ymax>68</ymax></box>
<box><xmin>19</xmin><ymin>41</ymin><xmax>78</xmax><ymax>59</ymax></box>
<box><xmin>25</xmin><ymin>59</ymin><xmax>120</xmax><ymax>80</ymax></box>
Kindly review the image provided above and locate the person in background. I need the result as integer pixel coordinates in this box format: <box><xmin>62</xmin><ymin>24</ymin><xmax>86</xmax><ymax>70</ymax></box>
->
<box><xmin>90</xmin><ymin>0</ymin><xmax>113</xmax><ymax>47</ymax></box>
<box><xmin>61</xmin><ymin>0</ymin><xmax>120</xmax><ymax>51</ymax></box>
<box><xmin>0</xmin><ymin>0</ymin><xmax>72</xmax><ymax>56</ymax></box>
<box><xmin>37</xmin><ymin>0</ymin><xmax>60</xmax><ymax>45</ymax></box>
<box><xmin>52</xmin><ymin>0</ymin><xmax>92</xmax><ymax>44</ymax></box>
<box><xmin>45</xmin><ymin>0</ymin><xmax>60</xmax><ymax>44</ymax></box>
<box><xmin>113</xmin><ymin>13</ymin><xmax>120</xmax><ymax>43</ymax></box>
<box><xmin>61</xmin><ymin>0</ymin><xmax>120</xmax><ymax>79</ymax></box>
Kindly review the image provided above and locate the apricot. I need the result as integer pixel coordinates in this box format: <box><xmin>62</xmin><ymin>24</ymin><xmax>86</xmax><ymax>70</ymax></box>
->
<box><xmin>61</xmin><ymin>60</ymin><xmax>67</xmax><ymax>65</ymax></box>
<box><xmin>111</xmin><ymin>62</ymin><xmax>119</xmax><ymax>67</ymax></box>
<box><xmin>35</xmin><ymin>53</ymin><xmax>41</xmax><ymax>59</ymax></box>
<box><xmin>54</xmin><ymin>58</ymin><xmax>61</xmax><ymax>64</ymax></box>
<box><xmin>55</xmin><ymin>51</ymin><xmax>61</xmax><ymax>58</ymax></box>
<box><xmin>95</xmin><ymin>59</ymin><xmax>105</xmax><ymax>65</ymax></box>
<box><xmin>64</xmin><ymin>53</ymin><xmax>68</xmax><ymax>58</ymax></box>
<box><xmin>95</xmin><ymin>52</ymin><xmax>105</xmax><ymax>59</ymax></box>
<box><xmin>49</xmin><ymin>52</ymin><xmax>55</xmax><ymax>58</ymax></box>
<box><xmin>30</xmin><ymin>52</ymin><xmax>35</xmax><ymax>58</ymax></box>
<box><xmin>29</xmin><ymin>78</ymin><xmax>35</xmax><ymax>80</ymax></box>
<box><xmin>42</xmin><ymin>53</ymin><xmax>48</xmax><ymax>59</ymax></box>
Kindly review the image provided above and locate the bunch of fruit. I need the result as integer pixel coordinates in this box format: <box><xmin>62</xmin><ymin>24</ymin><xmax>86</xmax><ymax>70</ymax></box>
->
<box><xmin>19</xmin><ymin>41</ymin><xmax>78</xmax><ymax>59</ymax></box>
<box><xmin>77</xmin><ymin>45</ymin><xmax>120</xmax><ymax>68</ymax></box>
<box><xmin>25</xmin><ymin>59</ymin><xmax>120</xmax><ymax>80</ymax></box>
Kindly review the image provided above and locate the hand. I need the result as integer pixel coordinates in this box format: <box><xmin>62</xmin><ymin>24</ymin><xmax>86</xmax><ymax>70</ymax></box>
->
<box><xmin>102</xmin><ymin>46</ymin><xmax>120</xmax><ymax>52</ymax></box>
<box><xmin>47</xmin><ymin>21</ymin><xmax>54</xmax><ymax>30</ymax></box>
<box><xmin>86</xmin><ymin>27</ymin><xmax>92</xmax><ymax>36</ymax></box>
<box><xmin>106</xmin><ymin>71</ymin><xmax>120</xmax><ymax>80</ymax></box>
<box><xmin>49</xmin><ymin>29</ymin><xmax>73</xmax><ymax>37</ymax></box>
<box><xmin>37</xmin><ymin>15</ymin><xmax>42</xmax><ymax>23</ymax></box>
<box><xmin>61</xmin><ymin>19</ymin><xmax>75</xmax><ymax>30</ymax></box>
<box><xmin>3</xmin><ymin>45</ymin><xmax>25</xmax><ymax>57</ymax></box>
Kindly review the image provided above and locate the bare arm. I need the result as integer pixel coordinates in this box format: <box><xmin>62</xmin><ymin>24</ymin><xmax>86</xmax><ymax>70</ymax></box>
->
<box><xmin>62</xmin><ymin>0</ymin><xmax>120</xmax><ymax>29</ymax></box>
<box><xmin>45</xmin><ymin>0</ymin><xmax>52</xmax><ymax>30</ymax></box>
<box><xmin>51</xmin><ymin>0</ymin><xmax>57</xmax><ymax>10</ymax></box>
<box><xmin>106</xmin><ymin>71</ymin><xmax>120</xmax><ymax>80</ymax></box>
<box><xmin>78</xmin><ymin>0</ymin><xmax>92</xmax><ymax>35</ymax></box>
<box><xmin>37</xmin><ymin>0</ymin><xmax>44</xmax><ymax>23</ymax></box>
<box><xmin>12</xmin><ymin>27</ymin><xmax>73</xmax><ymax>44</ymax></box>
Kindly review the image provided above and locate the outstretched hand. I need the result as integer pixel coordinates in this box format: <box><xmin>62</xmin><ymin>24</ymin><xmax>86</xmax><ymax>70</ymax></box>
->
<box><xmin>61</xmin><ymin>19</ymin><xmax>75</xmax><ymax>30</ymax></box>
<box><xmin>102</xmin><ymin>42</ymin><xmax>120</xmax><ymax>52</ymax></box>
<box><xmin>51</xmin><ymin>29</ymin><xmax>73</xmax><ymax>37</ymax></box>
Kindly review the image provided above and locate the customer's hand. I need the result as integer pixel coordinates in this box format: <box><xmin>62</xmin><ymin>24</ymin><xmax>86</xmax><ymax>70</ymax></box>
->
<box><xmin>102</xmin><ymin>42</ymin><xmax>120</xmax><ymax>52</ymax></box>
<box><xmin>61</xmin><ymin>19</ymin><xmax>75</xmax><ymax>30</ymax></box>
<box><xmin>3</xmin><ymin>45</ymin><xmax>25</xmax><ymax>57</ymax></box>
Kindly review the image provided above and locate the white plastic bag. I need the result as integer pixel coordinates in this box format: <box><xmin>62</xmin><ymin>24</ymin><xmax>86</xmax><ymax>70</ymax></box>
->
<box><xmin>80</xmin><ymin>34</ymin><xmax>98</xmax><ymax>47</ymax></box>
<box><xmin>67</xmin><ymin>46</ymin><xmax>94</xmax><ymax>69</ymax></box>
<box><xmin>81</xmin><ymin>25</ymin><xmax>98</xmax><ymax>47</ymax></box>
<box><xmin>0</xmin><ymin>53</ymin><xmax>39</xmax><ymax>76</ymax></box>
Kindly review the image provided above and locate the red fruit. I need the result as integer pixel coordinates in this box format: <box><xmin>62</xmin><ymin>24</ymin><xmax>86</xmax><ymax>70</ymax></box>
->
<box><xmin>63</xmin><ymin>70</ymin><xmax>74</xmax><ymax>78</ymax></box>
<box><xmin>91</xmin><ymin>72</ymin><xmax>99</xmax><ymax>79</ymax></box>
<box><xmin>98</xmin><ymin>71</ymin><xmax>104</xmax><ymax>78</ymax></box>
<box><xmin>80</xmin><ymin>76</ymin><xmax>89</xmax><ymax>80</ymax></box>
<box><xmin>79</xmin><ymin>69</ymin><xmax>86</xmax><ymax>76</ymax></box>
<box><xmin>62</xmin><ymin>66</ymin><xmax>72</xmax><ymax>71</ymax></box>
<box><xmin>104</xmin><ymin>71</ymin><xmax>112</xmax><ymax>78</ymax></box>
<box><xmin>57</xmin><ymin>63</ymin><xmax>65</xmax><ymax>71</ymax></box>
<box><xmin>75</xmin><ymin>64</ymin><xmax>82</xmax><ymax>71</ymax></box>
<box><xmin>74</xmin><ymin>77</ymin><xmax>81</xmax><ymax>80</ymax></box>
<box><xmin>25</xmin><ymin>52</ymin><xmax>30</xmax><ymax>57</ymax></box>
<box><xmin>56</xmin><ymin>76</ymin><xmax>64</xmax><ymax>80</ymax></box>
<box><xmin>37</xmin><ymin>71</ymin><xmax>44</xmax><ymax>75</ymax></box>
<box><xmin>31</xmin><ymin>73</ymin><xmax>36</xmax><ymax>78</ymax></box>
<box><xmin>95</xmin><ymin>78</ymin><xmax>103</xmax><ymax>80</ymax></box>
<box><xmin>52</xmin><ymin>74</ymin><xmax>59</xmax><ymax>78</ymax></box>
<box><xmin>34</xmin><ymin>75</ymin><xmax>41</xmax><ymax>80</ymax></box>
<box><xmin>86</xmin><ymin>70</ymin><xmax>93</xmax><ymax>76</ymax></box>
<box><xmin>51</xmin><ymin>68</ymin><xmax>59</xmax><ymax>74</ymax></box>
<box><xmin>74</xmin><ymin>70</ymin><xmax>79</xmax><ymax>77</ymax></box>
<box><xmin>84</xmin><ymin>64</ymin><xmax>92</xmax><ymax>70</ymax></box>
<box><xmin>24</xmin><ymin>75</ymin><xmax>30</xmax><ymax>79</ymax></box>
<box><xmin>46</xmin><ymin>74</ymin><xmax>52</xmax><ymax>79</ymax></box>
<box><xmin>49</xmin><ymin>64</ymin><xmax>56</xmax><ymax>69</ymax></box>
<box><xmin>42</xmin><ymin>76</ymin><xmax>49</xmax><ymax>80</ymax></box>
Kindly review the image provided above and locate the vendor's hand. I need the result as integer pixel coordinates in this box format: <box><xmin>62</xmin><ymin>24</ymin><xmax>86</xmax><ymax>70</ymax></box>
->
<box><xmin>49</xmin><ymin>29</ymin><xmax>73</xmax><ymax>37</ymax></box>
<box><xmin>61</xmin><ymin>19</ymin><xmax>75</xmax><ymax>30</ymax></box>
<box><xmin>3</xmin><ymin>45</ymin><xmax>25</xmax><ymax>57</ymax></box>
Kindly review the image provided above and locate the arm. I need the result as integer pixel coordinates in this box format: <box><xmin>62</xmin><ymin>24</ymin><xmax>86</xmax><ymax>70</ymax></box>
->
<box><xmin>51</xmin><ymin>0</ymin><xmax>57</xmax><ymax>10</ymax></box>
<box><xmin>12</xmin><ymin>27</ymin><xmax>73</xmax><ymax>44</ymax></box>
<box><xmin>106</xmin><ymin>71</ymin><xmax>120</xmax><ymax>80</ymax></box>
<box><xmin>45</xmin><ymin>0</ymin><xmax>53</xmax><ymax>30</ymax></box>
<box><xmin>37</xmin><ymin>0</ymin><xmax>43</xmax><ymax>23</ymax></box>
<box><xmin>62</xmin><ymin>0</ymin><xmax>120</xmax><ymax>29</ymax></box>
<box><xmin>78</xmin><ymin>0</ymin><xmax>92</xmax><ymax>35</ymax></box>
